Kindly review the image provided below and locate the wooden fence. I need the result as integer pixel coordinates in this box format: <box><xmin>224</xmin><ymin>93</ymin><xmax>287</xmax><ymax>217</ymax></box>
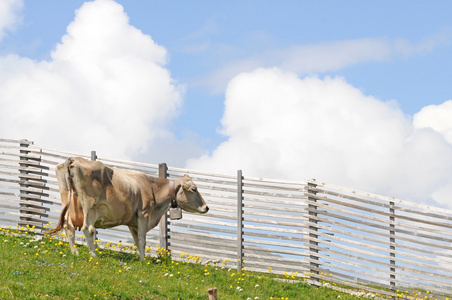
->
<box><xmin>1</xmin><ymin>138</ymin><xmax>451</xmax><ymax>299</ymax></box>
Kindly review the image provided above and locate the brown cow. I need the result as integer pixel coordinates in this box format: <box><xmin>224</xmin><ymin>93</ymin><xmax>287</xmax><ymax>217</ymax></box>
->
<box><xmin>46</xmin><ymin>157</ymin><xmax>209</xmax><ymax>260</ymax></box>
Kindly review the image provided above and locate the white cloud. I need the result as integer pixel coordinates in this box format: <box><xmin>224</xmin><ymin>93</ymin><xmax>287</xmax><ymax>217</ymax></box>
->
<box><xmin>0</xmin><ymin>0</ymin><xmax>23</xmax><ymax>42</ymax></box>
<box><xmin>135</xmin><ymin>131</ymin><xmax>206</xmax><ymax>167</ymax></box>
<box><xmin>413</xmin><ymin>100</ymin><xmax>452</xmax><ymax>144</ymax></box>
<box><xmin>196</xmin><ymin>34</ymin><xmax>452</xmax><ymax>94</ymax></box>
<box><xmin>0</xmin><ymin>0</ymin><xmax>184</xmax><ymax>160</ymax></box>
<box><xmin>187</xmin><ymin>68</ymin><xmax>452</xmax><ymax>208</ymax></box>
<box><xmin>2</xmin><ymin>0</ymin><xmax>451</xmax><ymax>209</ymax></box>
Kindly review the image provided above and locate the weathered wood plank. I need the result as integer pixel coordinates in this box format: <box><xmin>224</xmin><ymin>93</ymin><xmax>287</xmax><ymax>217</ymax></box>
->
<box><xmin>244</xmin><ymin>237</ymin><xmax>307</xmax><ymax>250</ymax></box>
<box><xmin>243</xmin><ymin>244</ymin><xmax>306</xmax><ymax>257</ymax></box>
<box><xmin>245</xmin><ymin>261</ymin><xmax>309</xmax><ymax>274</ymax></box>
<box><xmin>170</xmin><ymin>235</ymin><xmax>235</xmax><ymax>250</ymax></box>
<box><xmin>169</xmin><ymin>241</ymin><xmax>237</xmax><ymax>257</ymax></box>
<box><xmin>244</xmin><ymin>209</ymin><xmax>307</xmax><ymax>221</ymax></box>
<box><xmin>307</xmin><ymin>211</ymin><xmax>452</xmax><ymax>251</ymax></box>
<box><xmin>244</xmin><ymin>202</ymin><xmax>305</xmax><ymax>212</ymax></box>
<box><xmin>309</xmin><ymin>192</ymin><xmax>452</xmax><ymax>227</ymax></box>
<box><xmin>170</xmin><ymin>175</ymin><xmax>237</xmax><ymax>187</ymax></box>
<box><xmin>243</xmin><ymin>182</ymin><xmax>305</xmax><ymax>193</ymax></box>
<box><xmin>241</xmin><ymin>256</ymin><xmax>308</xmax><ymax>272</ymax></box>
<box><xmin>309</xmin><ymin>223</ymin><xmax>452</xmax><ymax>260</ymax></box>
<box><xmin>243</xmin><ymin>223</ymin><xmax>304</xmax><ymax>234</ymax></box>
<box><xmin>168</xmin><ymin>165</ymin><xmax>236</xmax><ymax>180</ymax></box>
<box><xmin>308</xmin><ymin>179</ymin><xmax>452</xmax><ymax>215</ymax></box>
<box><xmin>316</xmin><ymin>185</ymin><xmax>452</xmax><ymax>222</ymax></box>
<box><xmin>242</xmin><ymin>229</ymin><xmax>305</xmax><ymax>241</ymax></box>
<box><xmin>170</xmin><ymin>222</ymin><xmax>236</xmax><ymax>235</ymax></box>
<box><xmin>243</xmin><ymin>195</ymin><xmax>306</xmax><ymax>206</ymax></box>
<box><xmin>244</xmin><ymin>175</ymin><xmax>305</xmax><ymax>186</ymax></box>
<box><xmin>171</xmin><ymin>227</ymin><xmax>234</xmax><ymax>237</ymax></box>
<box><xmin>243</xmin><ymin>216</ymin><xmax>305</xmax><ymax>227</ymax></box>
<box><xmin>306</xmin><ymin>203</ymin><xmax>452</xmax><ymax>243</ymax></box>
<box><xmin>309</xmin><ymin>259</ymin><xmax>452</xmax><ymax>297</ymax></box>
<box><xmin>307</xmin><ymin>233</ymin><xmax>452</xmax><ymax>274</ymax></box>
<box><xmin>171</xmin><ymin>217</ymin><xmax>237</xmax><ymax>228</ymax></box>
<box><xmin>195</xmin><ymin>184</ymin><xmax>237</xmax><ymax>194</ymax></box>
<box><xmin>243</xmin><ymin>189</ymin><xmax>306</xmax><ymax>200</ymax></box>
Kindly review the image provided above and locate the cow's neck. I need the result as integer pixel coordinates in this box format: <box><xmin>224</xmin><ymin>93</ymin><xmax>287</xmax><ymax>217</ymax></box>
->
<box><xmin>168</xmin><ymin>180</ymin><xmax>179</xmax><ymax>208</ymax></box>
<box><xmin>153</xmin><ymin>178</ymin><xmax>180</xmax><ymax>212</ymax></box>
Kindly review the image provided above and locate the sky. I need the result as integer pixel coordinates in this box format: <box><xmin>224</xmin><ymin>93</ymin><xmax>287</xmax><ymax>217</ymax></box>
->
<box><xmin>1</xmin><ymin>0</ymin><xmax>452</xmax><ymax>208</ymax></box>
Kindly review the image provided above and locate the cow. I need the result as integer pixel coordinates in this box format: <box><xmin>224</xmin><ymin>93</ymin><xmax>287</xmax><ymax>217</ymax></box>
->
<box><xmin>46</xmin><ymin>157</ymin><xmax>209</xmax><ymax>260</ymax></box>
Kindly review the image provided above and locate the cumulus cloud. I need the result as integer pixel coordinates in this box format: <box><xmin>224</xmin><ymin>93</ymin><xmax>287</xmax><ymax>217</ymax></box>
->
<box><xmin>0</xmin><ymin>0</ymin><xmax>185</xmax><ymax>160</ymax></box>
<box><xmin>2</xmin><ymin>0</ymin><xmax>452</xmax><ymax>208</ymax></box>
<box><xmin>0</xmin><ymin>0</ymin><xmax>23</xmax><ymax>42</ymax></box>
<box><xmin>413</xmin><ymin>100</ymin><xmax>452</xmax><ymax>144</ymax></box>
<box><xmin>197</xmin><ymin>34</ymin><xmax>452</xmax><ymax>94</ymax></box>
<box><xmin>187</xmin><ymin>68</ymin><xmax>452</xmax><ymax>207</ymax></box>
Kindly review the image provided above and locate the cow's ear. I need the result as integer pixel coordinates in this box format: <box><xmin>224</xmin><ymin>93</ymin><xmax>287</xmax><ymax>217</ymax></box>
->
<box><xmin>183</xmin><ymin>183</ymin><xmax>191</xmax><ymax>190</ymax></box>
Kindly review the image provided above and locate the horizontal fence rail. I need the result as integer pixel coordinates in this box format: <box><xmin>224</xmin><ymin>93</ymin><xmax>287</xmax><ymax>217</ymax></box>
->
<box><xmin>306</xmin><ymin>179</ymin><xmax>452</xmax><ymax>299</ymax></box>
<box><xmin>1</xmin><ymin>138</ymin><xmax>452</xmax><ymax>299</ymax></box>
<box><xmin>241</xmin><ymin>175</ymin><xmax>308</xmax><ymax>275</ymax></box>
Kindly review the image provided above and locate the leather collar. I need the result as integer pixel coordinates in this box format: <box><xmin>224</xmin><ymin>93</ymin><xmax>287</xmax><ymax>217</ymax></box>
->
<box><xmin>169</xmin><ymin>180</ymin><xmax>179</xmax><ymax>208</ymax></box>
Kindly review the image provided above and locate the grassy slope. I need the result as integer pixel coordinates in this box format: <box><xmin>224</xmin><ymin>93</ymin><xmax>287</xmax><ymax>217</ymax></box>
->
<box><xmin>0</xmin><ymin>227</ymin><xmax>359</xmax><ymax>300</ymax></box>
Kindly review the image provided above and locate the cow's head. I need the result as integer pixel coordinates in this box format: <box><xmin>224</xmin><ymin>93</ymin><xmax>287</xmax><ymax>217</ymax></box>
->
<box><xmin>176</xmin><ymin>174</ymin><xmax>209</xmax><ymax>214</ymax></box>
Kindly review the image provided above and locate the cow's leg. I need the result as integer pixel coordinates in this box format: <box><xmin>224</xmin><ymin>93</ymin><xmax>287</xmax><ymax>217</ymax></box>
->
<box><xmin>77</xmin><ymin>194</ymin><xmax>97</xmax><ymax>257</ymax></box>
<box><xmin>83</xmin><ymin>226</ymin><xmax>97</xmax><ymax>257</ymax></box>
<box><xmin>64</xmin><ymin>220</ymin><xmax>79</xmax><ymax>255</ymax></box>
<box><xmin>81</xmin><ymin>197</ymin><xmax>97</xmax><ymax>235</ymax></box>
<box><xmin>128</xmin><ymin>226</ymin><xmax>140</xmax><ymax>257</ymax></box>
<box><xmin>137</xmin><ymin>217</ymin><xmax>147</xmax><ymax>261</ymax></box>
<box><xmin>128</xmin><ymin>226</ymin><xmax>139</xmax><ymax>246</ymax></box>
<box><xmin>128</xmin><ymin>224</ymin><xmax>145</xmax><ymax>261</ymax></box>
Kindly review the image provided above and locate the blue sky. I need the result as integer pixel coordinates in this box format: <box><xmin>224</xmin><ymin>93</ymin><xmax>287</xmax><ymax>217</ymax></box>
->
<box><xmin>4</xmin><ymin>1</ymin><xmax>452</xmax><ymax>144</ymax></box>
<box><xmin>1</xmin><ymin>0</ymin><xmax>452</xmax><ymax>207</ymax></box>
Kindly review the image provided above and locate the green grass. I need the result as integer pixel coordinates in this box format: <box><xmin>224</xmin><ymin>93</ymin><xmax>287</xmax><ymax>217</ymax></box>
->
<box><xmin>0</xmin><ymin>226</ymin><xmax>360</xmax><ymax>300</ymax></box>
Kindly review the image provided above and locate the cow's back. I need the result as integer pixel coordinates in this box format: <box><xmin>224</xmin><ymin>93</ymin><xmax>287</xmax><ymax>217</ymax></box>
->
<box><xmin>105</xmin><ymin>168</ymin><xmax>168</xmax><ymax>227</ymax></box>
<box><xmin>68</xmin><ymin>160</ymin><xmax>148</xmax><ymax>229</ymax></box>
<box><xmin>68</xmin><ymin>158</ymin><xmax>113</xmax><ymax>199</ymax></box>
<box><xmin>104</xmin><ymin>169</ymin><xmax>154</xmax><ymax>224</ymax></box>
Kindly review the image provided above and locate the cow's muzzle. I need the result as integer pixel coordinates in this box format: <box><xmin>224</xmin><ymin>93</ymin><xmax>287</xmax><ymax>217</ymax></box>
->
<box><xmin>199</xmin><ymin>205</ymin><xmax>209</xmax><ymax>213</ymax></box>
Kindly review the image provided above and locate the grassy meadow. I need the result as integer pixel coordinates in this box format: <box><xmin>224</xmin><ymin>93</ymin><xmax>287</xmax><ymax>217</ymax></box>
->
<box><xmin>0</xmin><ymin>225</ymin><xmax>362</xmax><ymax>300</ymax></box>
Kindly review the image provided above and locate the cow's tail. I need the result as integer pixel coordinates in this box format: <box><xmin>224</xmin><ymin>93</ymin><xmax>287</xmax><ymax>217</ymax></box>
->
<box><xmin>45</xmin><ymin>204</ymin><xmax>69</xmax><ymax>235</ymax></box>
<box><xmin>45</xmin><ymin>158</ymin><xmax>74</xmax><ymax>236</ymax></box>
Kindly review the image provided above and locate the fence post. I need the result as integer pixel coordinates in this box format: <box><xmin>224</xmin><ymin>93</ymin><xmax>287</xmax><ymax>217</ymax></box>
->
<box><xmin>91</xmin><ymin>151</ymin><xmax>97</xmax><ymax>161</ymax></box>
<box><xmin>307</xmin><ymin>179</ymin><xmax>320</xmax><ymax>286</ymax></box>
<box><xmin>90</xmin><ymin>151</ymin><xmax>98</xmax><ymax>239</ymax></box>
<box><xmin>207</xmin><ymin>287</ymin><xmax>218</xmax><ymax>300</ymax></box>
<box><xmin>18</xmin><ymin>140</ymin><xmax>49</xmax><ymax>236</ymax></box>
<box><xmin>18</xmin><ymin>140</ymin><xmax>32</xmax><ymax>228</ymax></box>
<box><xmin>389</xmin><ymin>199</ymin><xmax>396</xmax><ymax>293</ymax></box>
<box><xmin>237</xmin><ymin>170</ymin><xmax>244</xmax><ymax>272</ymax></box>
<box><xmin>159</xmin><ymin>163</ymin><xmax>169</xmax><ymax>252</ymax></box>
